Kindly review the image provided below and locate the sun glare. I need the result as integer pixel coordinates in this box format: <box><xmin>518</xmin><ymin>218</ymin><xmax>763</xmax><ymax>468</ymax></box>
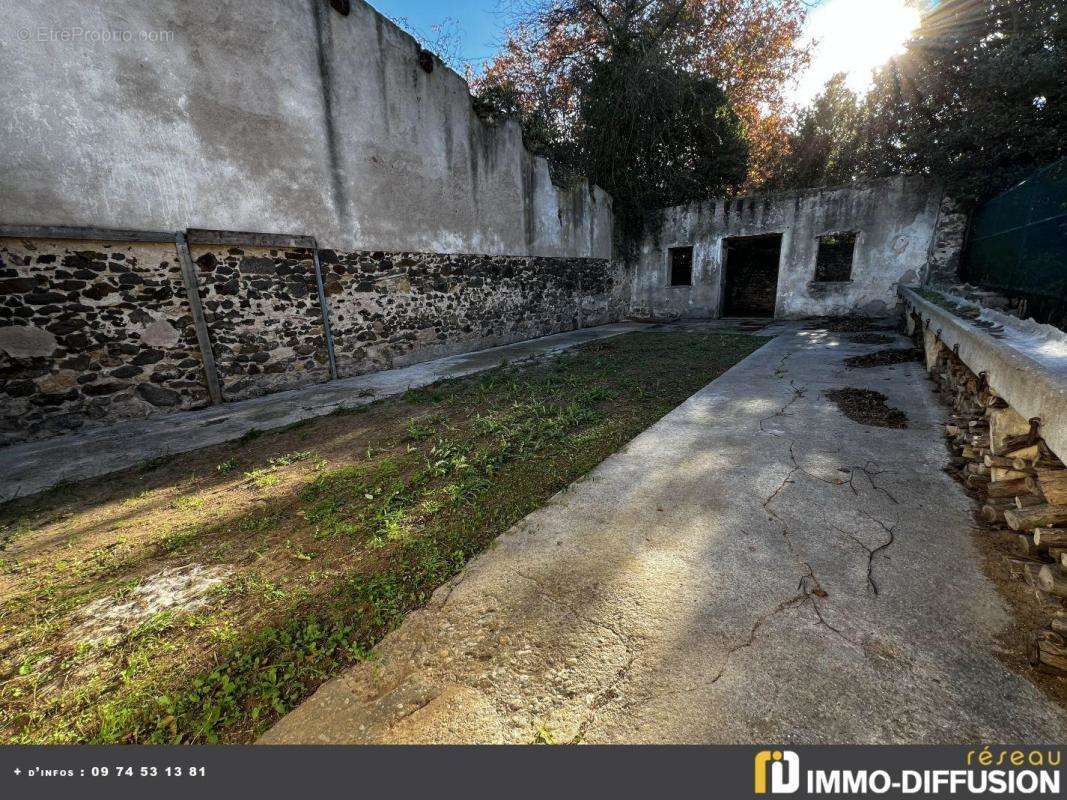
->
<box><xmin>792</xmin><ymin>0</ymin><xmax>922</xmax><ymax>106</ymax></box>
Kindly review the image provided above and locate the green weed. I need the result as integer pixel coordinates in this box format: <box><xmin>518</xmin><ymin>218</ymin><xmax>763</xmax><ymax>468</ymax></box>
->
<box><xmin>216</xmin><ymin>457</ymin><xmax>240</xmax><ymax>475</ymax></box>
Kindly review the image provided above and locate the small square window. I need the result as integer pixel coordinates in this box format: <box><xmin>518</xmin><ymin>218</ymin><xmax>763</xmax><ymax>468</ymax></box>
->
<box><xmin>669</xmin><ymin>246</ymin><xmax>693</xmax><ymax>286</ymax></box>
<box><xmin>814</xmin><ymin>232</ymin><xmax>857</xmax><ymax>282</ymax></box>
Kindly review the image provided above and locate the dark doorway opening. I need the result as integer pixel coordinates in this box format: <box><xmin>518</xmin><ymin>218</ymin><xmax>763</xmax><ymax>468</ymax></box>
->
<box><xmin>722</xmin><ymin>234</ymin><xmax>783</xmax><ymax>317</ymax></box>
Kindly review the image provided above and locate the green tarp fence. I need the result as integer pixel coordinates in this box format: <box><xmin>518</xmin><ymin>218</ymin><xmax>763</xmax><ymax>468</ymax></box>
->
<box><xmin>964</xmin><ymin>157</ymin><xmax>1067</xmax><ymax>325</ymax></box>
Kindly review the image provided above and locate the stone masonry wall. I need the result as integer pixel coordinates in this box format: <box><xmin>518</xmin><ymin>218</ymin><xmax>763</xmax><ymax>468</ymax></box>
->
<box><xmin>322</xmin><ymin>251</ymin><xmax>623</xmax><ymax>377</ymax></box>
<box><xmin>190</xmin><ymin>246</ymin><xmax>330</xmax><ymax>401</ymax></box>
<box><xmin>0</xmin><ymin>238</ymin><xmax>627</xmax><ymax>446</ymax></box>
<box><xmin>0</xmin><ymin>238</ymin><xmax>209</xmax><ymax>446</ymax></box>
<box><xmin>925</xmin><ymin>195</ymin><xmax>968</xmax><ymax>287</ymax></box>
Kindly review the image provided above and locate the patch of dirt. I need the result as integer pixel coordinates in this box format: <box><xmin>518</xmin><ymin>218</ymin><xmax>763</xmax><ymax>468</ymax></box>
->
<box><xmin>967</xmin><ymin>525</ymin><xmax>1067</xmax><ymax>708</ymax></box>
<box><xmin>733</xmin><ymin>321</ymin><xmax>769</xmax><ymax>332</ymax></box>
<box><xmin>847</xmin><ymin>333</ymin><xmax>894</xmax><ymax>345</ymax></box>
<box><xmin>68</xmin><ymin>564</ymin><xmax>229</xmax><ymax>647</ymax></box>
<box><xmin>823</xmin><ymin>388</ymin><xmax>908</xmax><ymax>428</ymax></box>
<box><xmin>843</xmin><ymin>348</ymin><xmax>922</xmax><ymax>369</ymax></box>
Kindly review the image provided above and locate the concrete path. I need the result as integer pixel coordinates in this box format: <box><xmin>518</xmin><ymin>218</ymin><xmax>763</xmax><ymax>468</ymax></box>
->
<box><xmin>0</xmin><ymin>323</ymin><xmax>646</xmax><ymax>503</ymax></box>
<box><xmin>263</xmin><ymin>325</ymin><xmax>1067</xmax><ymax>744</ymax></box>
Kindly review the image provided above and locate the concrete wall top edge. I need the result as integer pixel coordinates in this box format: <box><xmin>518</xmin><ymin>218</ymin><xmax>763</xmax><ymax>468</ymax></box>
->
<box><xmin>0</xmin><ymin>233</ymin><xmax>613</xmax><ymax>265</ymax></box>
<box><xmin>656</xmin><ymin>175</ymin><xmax>940</xmax><ymax>221</ymax></box>
<box><xmin>901</xmin><ymin>286</ymin><xmax>1067</xmax><ymax>465</ymax></box>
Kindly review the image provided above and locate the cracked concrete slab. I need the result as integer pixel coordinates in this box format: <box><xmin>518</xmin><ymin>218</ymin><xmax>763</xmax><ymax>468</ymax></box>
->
<box><xmin>261</xmin><ymin>325</ymin><xmax>1067</xmax><ymax>744</ymax></box>
<box><xmin>0</xmin><ymin>323</ymin><xmax>647</xmax><ymax>503</ymax></box>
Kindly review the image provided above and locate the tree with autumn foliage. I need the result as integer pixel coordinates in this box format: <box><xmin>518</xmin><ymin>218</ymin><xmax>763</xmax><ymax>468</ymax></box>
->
<box><xmin>762</xmin><ymin>73</ymin><xmax>866</xmax><ymax>192</ymax></box>
<box><xmin>473</xmin><ymin>0</ymin><xmax>809</xmax><ymax>232</ymax></box>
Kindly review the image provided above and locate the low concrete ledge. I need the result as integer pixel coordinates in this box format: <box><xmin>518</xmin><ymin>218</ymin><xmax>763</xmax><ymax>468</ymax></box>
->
<box><xmin>900</xmin><ymin>286</ymin><xmax>1067</xmax><ymax>464</ymax></box>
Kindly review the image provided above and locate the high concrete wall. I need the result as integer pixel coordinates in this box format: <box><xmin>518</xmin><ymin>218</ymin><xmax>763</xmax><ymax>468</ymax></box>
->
<box><xmin>631</xmin><ymin>176</ymin><xmax>946</xmax><ymax>319</ymax></box>
<box><xmin>925</xmin><ymin>196</ymin><xmax>968</xmax><ymax>287</ymax></box>
<box><xmin>0</xmin><ymin>0</ymin><xmax>612</xmax><ymax>258</ymax></box>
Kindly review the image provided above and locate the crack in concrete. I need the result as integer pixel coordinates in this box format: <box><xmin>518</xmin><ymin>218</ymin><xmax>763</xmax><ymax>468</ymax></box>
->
<box><xmin>572</xmin><ymin>651</ymin><xmax>638</xmax><ymax>743</ymax></box>
<box><xmin>844</xmin><ymin>460</ymin><xmax>900</xmax><ymax>505</ymax></box>
<box><xmin>429</xmin><ymin>336</ymin><xmax>889</xmax><ymax>736</ymax></box>
<box><xmin>513</xmin><ymin>570</ymin><xmax>632</xmax><ymax>646</ymax></box>
<box><xmin>830</xmin><ymin>508</ymin><xmax>899</xmax><ymax>596</ymax></box>
<box><xmin>859</xmin><ymin>511</ymin><xmax>898</xmax><ymax>595</ymax></box>
<box><xmin>758</xmin><ymin>364</ymin><xmax>804</xmax><ymax>435</ymax></box>
<box><xmin>609</xmin><ymin>591</ymin><xmax>808</xmax><ymax>722</ymax></box>
<box><xmin>719</xmin><ymin>593</ymin><xmax>809</xmax><ymax>669</ymax></box>
<box><xmin>759</xmin><ymin>461</ymin><xmax>861</xmax><ymax>646</ymax></box>
<box><xmin>758</xmin><ymin>382</ymin><xmax>829</xmax><ymax>601</ymax></box>
<box><xmin>757</xmin><ymin>343</ymin><xmax>876</xmax><ymax>648</ymax></box>
<box><xmin>430</xmin><ymin>562</ymin><xmax>476</xmax><ymax>609</ymax></box>
<box><xmin>389</xmin><ymin>691</ymin><xmax>437</xmax><ymax>724</ymax></box>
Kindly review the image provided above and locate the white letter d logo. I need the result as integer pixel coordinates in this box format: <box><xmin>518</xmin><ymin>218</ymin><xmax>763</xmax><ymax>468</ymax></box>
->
<box><xmin>754</xmin><ymin>750</ymin><xmax>800</xmax><ymax>794</ymax></box>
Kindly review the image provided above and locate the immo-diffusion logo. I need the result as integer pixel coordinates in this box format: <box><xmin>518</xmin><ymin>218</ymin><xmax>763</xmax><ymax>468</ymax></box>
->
<box><xmin>752</xmin><ymin>747</ymin><xmax>1061</xmax><ymax>796</ymax></box>
<box><xmin>755</xmin><ymin>750</ymin><xmax>801</xmax><ymax>794</ymax></box>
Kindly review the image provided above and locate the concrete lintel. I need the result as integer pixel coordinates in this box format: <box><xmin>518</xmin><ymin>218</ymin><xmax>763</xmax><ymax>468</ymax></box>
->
<box><xmin>900</xmin><ymin>286</ymin><xmax>1067</xmax><ymax>464</ymax></box>
<box><xmin>185</xmin><ymin>229</ymin><xmax>317</xmax><ymax>249</ymax></box>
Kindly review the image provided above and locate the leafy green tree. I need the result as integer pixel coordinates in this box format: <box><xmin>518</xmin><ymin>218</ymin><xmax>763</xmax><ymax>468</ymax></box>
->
<box><xmin>472</xmin><ymin>2</ymin><xmax>754</xmax><ymax>237</ymax></box>
<box><xmin>764</xmin><ymin>73</ymin><xmax>865</xmax><ymax>191</ymax></box>
<box><xmin>862</xmin><ymin>0</ymin><xmax>1067</xmax><ymax>205</ymax></box>
<box><xmin>578</xmin><ymin>42</ymin><xmax>749</xmax><ymax>235</ymax></box>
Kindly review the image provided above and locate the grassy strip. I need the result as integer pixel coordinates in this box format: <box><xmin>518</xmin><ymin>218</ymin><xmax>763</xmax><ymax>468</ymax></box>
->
<box><xmin>0</xmin><ymin>332</ymin><xmax>765</xmax><ymax>743</ymax></box>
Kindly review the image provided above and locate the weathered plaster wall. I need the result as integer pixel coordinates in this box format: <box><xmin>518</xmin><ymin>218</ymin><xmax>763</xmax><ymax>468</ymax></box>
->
<box><xmin>925</xmin><ymin>196</ymin><xmax>969</xmax><ymax>287</ymax></box>
<box><xmin>632</xmin><ymin>176</ymin><xmax>944</xmax><ymax>319</ymax></box>
<box><xmin>0</xmin><ymin>238</ymin><xmax>209</xmax><ymax>445</ymax></box>
<box><xmin>0</xmin><ymin>0</ymin><xmax>612</xmax><ymax>258</ymax></box>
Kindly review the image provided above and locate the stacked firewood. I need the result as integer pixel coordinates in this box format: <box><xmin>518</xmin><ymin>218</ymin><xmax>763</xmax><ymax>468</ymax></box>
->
<box><xmin>923</xmin><ymin>319</ymin><xmax>1067</xmax><ymax>674</ymax></box>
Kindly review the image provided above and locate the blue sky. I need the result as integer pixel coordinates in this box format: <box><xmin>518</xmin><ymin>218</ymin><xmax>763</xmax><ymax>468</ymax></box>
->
<box><xmin>372</xmin><ymin>1</ymin><xmax>852</xmax><ymax>67</ymax></box>
<box><xmin>372</xmin><ymin>0</ymin><xmax>507</xmax><ymax>66</ymax></box>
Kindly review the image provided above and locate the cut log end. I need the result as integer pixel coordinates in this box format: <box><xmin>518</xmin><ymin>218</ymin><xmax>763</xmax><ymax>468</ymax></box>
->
<box><xmin>1004</xmin><ymin>504</ymin><xmax>1067</xmax><ymax>531</ymax></box>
